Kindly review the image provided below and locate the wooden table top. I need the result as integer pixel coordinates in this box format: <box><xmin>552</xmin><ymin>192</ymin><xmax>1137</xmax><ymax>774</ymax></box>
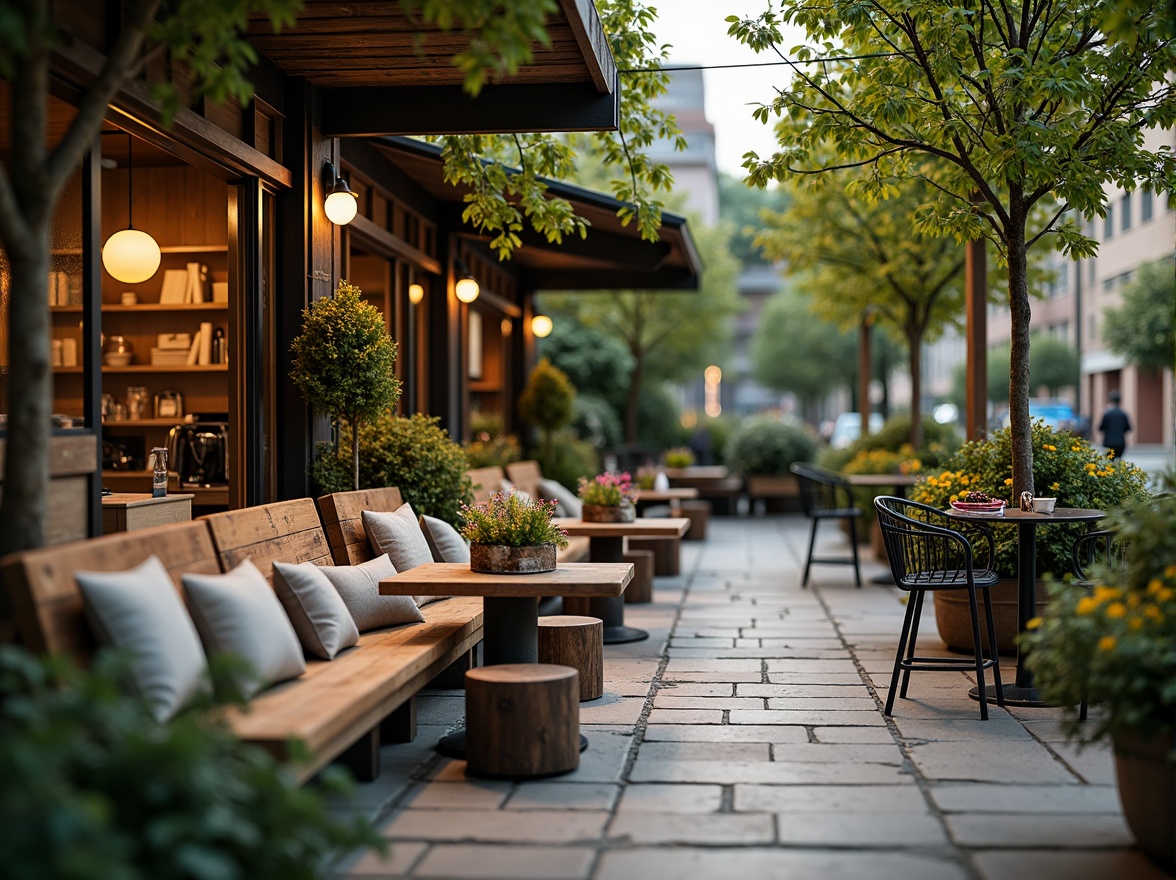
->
<box><xmin>101</xmin><ymin>492</ymin><xmax>196</xmax><ymax>508</ymax></box>
<box><xmin>631</xmin><ymin>488</ymin><xmax>700</xmax><ymax>502</ymax></box>
<box><xmin>379</xmin><ymin>562</ymin><xmax>633</xmax><ymax>598</ymax></box>
<box><xmin>554</xmin><ymin>517</ymin><xmax>692</xmax><ymax>538</ymax></box>
<box><xmin>843</xmin><ymin>473</ymin><xmax>921</xmax><ymax>488</ymax></box>
<box><xmin>663</xmin><ymin>466</ymin><xmax>729</xmax><ymax>480</ymax></box>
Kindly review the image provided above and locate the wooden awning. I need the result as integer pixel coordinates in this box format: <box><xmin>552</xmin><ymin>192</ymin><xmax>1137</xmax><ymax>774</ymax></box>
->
<box><xmin>361</xmin><ymin>137</ymin><xmax>701</xmax><ymax>292</ymax></box>
<box><xmin>248</xmin><ymin>0</ymin><xmax>618</xmax><ymax>136</ymax></box>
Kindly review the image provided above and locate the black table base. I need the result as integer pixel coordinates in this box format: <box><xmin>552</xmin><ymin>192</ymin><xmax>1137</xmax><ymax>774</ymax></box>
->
<box><xmin>438</xmin><ymin>729</ymin><xmax>588</xmax><ymax>759</ymax></box>
<box><xmin>585</xmin><ymin>535</ymin><xmax>649</xmax><ymax>643</ymax></box>
<box><xmin>969</xmin><ymin>683</ymin><xmax>1045</xmax><ymax>708</ymax></box>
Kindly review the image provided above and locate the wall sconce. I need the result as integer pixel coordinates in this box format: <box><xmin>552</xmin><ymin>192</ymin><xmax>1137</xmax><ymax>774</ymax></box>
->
<box><xmin>531</xmin><ymin>314</ymin><xmax>553</xmax><ymax>338</ymax></box>
<box><xmin>324</xmin><ymin>161</ymin><xmax>358</xmax><ymax>225</ymax></box>
<box><xmin>455</xmin><ymin>260</ymin><xmax>480</xmax><ymax>303</ymax></box>
<box><xmin>408</xmin><ymin>282</ymin><xmax>424</xmax><ymax>304</ymax></box>
<box><xmin>102</xmin><ymin>133</ymin><xmax>161</xmax><ymax>284</ymax></box>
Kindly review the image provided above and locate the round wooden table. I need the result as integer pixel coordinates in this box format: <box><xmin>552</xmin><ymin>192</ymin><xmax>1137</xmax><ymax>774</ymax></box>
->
<box><xmin>944</xmin><ymin>506</ymin><xmax>1105</xmax><ymax>707</ymax></box>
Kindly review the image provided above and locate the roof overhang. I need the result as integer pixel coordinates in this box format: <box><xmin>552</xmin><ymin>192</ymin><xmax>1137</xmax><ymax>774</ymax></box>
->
<box><xmin>248</xmin><ymin>0</ymin><xmax>619</xmax><ymax>136</ymax></box>
<box><xmin>359</xmin><ymin>137</ymin><xmax>702</xmax><ymax>292</ymax></box>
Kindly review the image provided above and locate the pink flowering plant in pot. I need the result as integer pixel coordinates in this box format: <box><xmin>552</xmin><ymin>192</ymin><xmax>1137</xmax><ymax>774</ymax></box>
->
<box><xmin>578</xmin><ymin>472</ymin><xmax>636</xmax><ymax>523</ymax></box>
<box><xmin>460</xmin><ymin>490</ymin><xmax>568</xmax><ymax>574</ymax></box>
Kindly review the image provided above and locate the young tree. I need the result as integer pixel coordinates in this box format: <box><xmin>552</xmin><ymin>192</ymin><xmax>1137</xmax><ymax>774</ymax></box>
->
<box><xmin>290</xmin><ymin>281</ymin><xmax>401</xmax><ymax>491</ymax></box>
<box><xmin>1101</xmin><ymin>258</ymin><xmax>1176</xmax><ymax>374</ymax></box>
<box><xmin>541</xmin><ymin>221</ymin><xmax>742</xmax><ymax>442</ymax></box>
<box><xmin>729</xmin><ymin>1</ymin><xmax>1176</xmax><ymax>495</ymax></box>
<box><xmin>755</xmin><ymin>172</ymin><xmax>966</xmax><ymax>447</ymax></box>
<box><xmin>518</xmin><ymin>358</ymin><xmax>576</xmax><ymax>466</ymax></box>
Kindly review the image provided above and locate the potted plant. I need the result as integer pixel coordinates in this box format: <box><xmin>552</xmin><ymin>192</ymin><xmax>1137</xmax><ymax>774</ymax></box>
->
<box><xmin>290</xmin><ymin>280</ymin><xmax>402</xmax><ymax>491</ymax></box>
<box><xmin>1022</xmin><ymin>485</ymin><xmax>1176</xmax><ymax>871</ymax></box>
<box><xmin>912</xmin><ymin>421</ymin><xmax>1150</xmax><ymax>653</ymax></box>
<box><xmin>724</xmin><ymin>417</ymin><xmax>817</xmax><ymax>511</ymax></box>
<box><xmin>460</xmin><ymin>490</ymin><xmax>569</xmax><ymax>574</ymax></box>
<box><xmin>578</xmin><ymin>472</ymin><xmax>636</xmax><ymax>523</ymax></box>
<box><xmin>663</xmin><ymin>447</ymin><xmax>696</xmax><ymax>469</ymax></box>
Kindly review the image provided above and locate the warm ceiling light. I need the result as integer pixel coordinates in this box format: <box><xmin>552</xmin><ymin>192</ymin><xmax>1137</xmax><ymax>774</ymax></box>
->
<box><xmin>324</xmin><ymin>162</ymin><xmax>358</xmax><ymax>225</ymax></box>
<box><xmin>455</xmin><ymin>261</ymin><xmax>480</xmax><ymax>303</ymax></box>
<box><xmin>501</xmin><ymin>317</ymin><xmax>513</xmax><ymax>336</ymax></box>
<box><xmin>102</xmin><ymin>133</ymin><xmax>160</xmax><ymax>284</ymax></box>
<box><xmin>408</xmin><ymin>283</ymin><xmax>424</xmax><ymax>304</ymax></box>
<box><xmin>531</xmin><ymin>314</ymin><xmax>553</xmax><ymax>338</ymax></box>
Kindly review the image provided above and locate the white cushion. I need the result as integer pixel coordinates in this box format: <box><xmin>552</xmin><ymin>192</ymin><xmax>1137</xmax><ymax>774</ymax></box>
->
<box><xmin>539</xmin><ymin>478</ymin><xmax>582</xmax><ymax>518</ymax></box>
<box><xmin>271</xmin><ymin>561</ymin><xmax>361</xmax><ymax>659</ymax></box>
<box><xmin>318</xmin><ymin>553</ymin><xmax>424</xmax><ymax>632</ymax></box>
<box><xmin>76</xmin><ymin>555</ymin><xmax>209</xmax><ymax>723</ymax></box>
<box><xmin>182</xmin><ymin>559</ymin><xmax>306</xmax><ymax>699</ymax></box>
<box><xmin>363</xmin><ymin>505</ymin><xmax>445</xmax><ymax>606</ymax></box>
<box><xmin>420</xmin><ymin>514</ymin><xmax>471</xmax><ymax>563</ymax></box>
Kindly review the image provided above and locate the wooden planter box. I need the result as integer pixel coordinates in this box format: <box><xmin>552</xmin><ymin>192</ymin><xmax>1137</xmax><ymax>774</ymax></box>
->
<box><xmin>0</xmin><ymin>433</ymin><xmax>98</xmax><ymax>546</ymax></box>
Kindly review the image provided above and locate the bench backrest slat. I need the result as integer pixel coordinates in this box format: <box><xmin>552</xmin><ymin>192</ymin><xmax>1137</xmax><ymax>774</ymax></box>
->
<box><xmin>201</xmin><ymin>498</ymin><xmax>333</xmax><ymax>580</ymax></box>
<box><xmin>504</xmin><ymin>460</ymin><xmax>543</xmax><ymax>501</ymax></box>
<box><xmin>1</xmin><ymin>521</ymin><xmax>221</xmax><ymax>657</ymax></box>
<box><xmin>316</xmin><ymin>487</ymin><xmax>405</xmax><ymax>566</ymax></box>
<box><xmin>466</xmin><ymin>466</ymin><xmax>505</xmax><ymax>506</ymax></box>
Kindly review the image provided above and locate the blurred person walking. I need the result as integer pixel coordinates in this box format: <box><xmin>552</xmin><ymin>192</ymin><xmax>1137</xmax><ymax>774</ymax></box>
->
<box><xmin>1098</xmin><ymin>390</ymin><xmax>1132</xmax><ymax>459</ymax></box>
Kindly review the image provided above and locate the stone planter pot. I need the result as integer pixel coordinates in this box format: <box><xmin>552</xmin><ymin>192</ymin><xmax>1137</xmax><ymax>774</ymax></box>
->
<box><xmin>469</xmin><ymin>543</ymin><xmax>557</xmax><ymax>574</ymax></box>
<box><xmin>933</xmin><ymin>578</ymin><xmax>1049</xmax><ymax>656</ymax></box>
<box><xmin>582</xmin><ymin>502</ymin><xmax>635</xmax><ymax>523</ymax></box>
<box><xmin>1113</xmin><ymin>729</ymin><xmax>1176</xmax><ymax>873</ymax></box>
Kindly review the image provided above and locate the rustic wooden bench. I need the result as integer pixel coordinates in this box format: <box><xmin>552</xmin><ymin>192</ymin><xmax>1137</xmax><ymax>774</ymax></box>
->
<box><xmin>1</xmin><ymin>499</ymin><xmax>483</xmax><ymax>785</ymax></box>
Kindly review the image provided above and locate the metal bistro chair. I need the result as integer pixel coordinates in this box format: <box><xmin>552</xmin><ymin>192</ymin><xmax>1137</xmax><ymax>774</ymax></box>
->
<box><xmin>1070</xmin><ymin>528</ymin><xmax>1128</xmax><ymax>721</ymax></box>
<box><xmin>874</xmin><ymin>496</ymin><xmax>1004</xmax><ymax>720</ymax></box>
<box><xmin>790</xmin><ymin>462</ymin><xmax>862</xmax><ymax>588</ymax></box>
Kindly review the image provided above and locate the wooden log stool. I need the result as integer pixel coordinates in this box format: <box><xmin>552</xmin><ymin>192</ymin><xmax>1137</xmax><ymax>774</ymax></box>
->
<box><xmin>676</xmin><ymin>499</ymin><xmax>711</xmax><ymax>541</ymax></box>
<box><xmin>622</xmin><ymin>549</ymin><xmax>655</xmax><ymax>603</ymax></box>
<box><xmin>464</xmin><ymin>664</ymin><xmax>580</xmax><ymax>779</ymax></box>
<box><xmin>627</xmin><ymin>536</ymin><xmax>681</xmax><ymax>576</ymax></box>
<box><xmin>538</xmin><ymin>615</ymin><xmax>603</xmax><ymax>701</ymax></box>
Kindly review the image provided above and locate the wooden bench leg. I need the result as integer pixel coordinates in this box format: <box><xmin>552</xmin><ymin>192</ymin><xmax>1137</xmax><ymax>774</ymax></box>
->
<box><xmin>380</xmin><ymin>696</ymin><xmax>417</xmax><ymax>744</ymax></box>
<box><xmin>429</xmin><ymin>647</ymin><xmax>477</xmax><ymax>689</ymax></box>
<box><xmin>338</xmin><ymin>727</ymin><xmax>380</xmax><ymax>782</ymax></box>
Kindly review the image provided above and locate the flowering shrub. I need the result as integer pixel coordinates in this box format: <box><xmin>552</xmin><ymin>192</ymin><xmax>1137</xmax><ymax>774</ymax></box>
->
<box><xmin>841</xmin><ymin>444</ymin><xmax>923</xmax><ymax>477</ymax></box>
<box><xmin>459</xmin><ymin>490</ymin><xmax>569</xmax><ymax>548</ymax></box>
<box><xmin>1023</xmin><ymin>488</ymin><xmax>1176</xmax><ymax>744</ymax></box>
<box><xmin>912</xmin><ymin>422</ymin><xmax>1150</xmax><ymax>578</ymax></box>
<box><xmin>663</xmin><ymin>447</ymin><xmax>696</xmax><ymax>468</ymax></box>
<box><xmin>578</xmin><ymin>472</ymin><xmax>634</xmax><ymax>506</ymax></box>
<box><xmin>635</xmin><ymin>466</ymin><xmax>657</xmax><ymax>490</ymax></box>
<box><xmin>724</xmin><ymin>418</ymin><xmax>816</xmax><ymax>476</ymax></box>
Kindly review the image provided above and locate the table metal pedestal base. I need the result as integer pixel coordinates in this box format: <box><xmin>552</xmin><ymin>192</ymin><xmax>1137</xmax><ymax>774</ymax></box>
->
<box><xmin>437</xmin><ymin>730</ymin><xmax>588</xmax><ymax>759</ymax></box>
<box><xmin>588</xmin><ymin>537</ymin><xmax>649</xmax><ymax>643</ymax></box>
<box><xmin>969</xmin><ymin>683</ymin><xmax>1046</xmax><ymax>708</ymax></box>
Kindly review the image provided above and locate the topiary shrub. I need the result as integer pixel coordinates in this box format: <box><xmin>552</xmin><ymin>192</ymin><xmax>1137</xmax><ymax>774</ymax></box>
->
<box><xmin>518</xmin><ymin>359</ymin><xmax>576</xmax><ymax>465</ymax></box>
<box><xmin>724</xmin><ymin>417</ymin><xmax>817</xmax><ymax>476</ymax></box>
<box><xmin>320</xmin><ymin>412</ymin><xmax>473</xmax><ymax>525</ymax></box>
<box><xmin>538</xmin><ymin>428</ymin><xmax>600</xmax><ymax>490</ymax></box>
<box><xmin>0</xmin><ymin>647</ymin><xmax>380</xmax><ymax>880</ymax></box>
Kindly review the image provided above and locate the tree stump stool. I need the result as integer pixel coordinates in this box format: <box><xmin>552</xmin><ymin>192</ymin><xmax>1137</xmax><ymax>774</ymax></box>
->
<box><xmin>623</xmin><ymin>549</ymin><xmax>655</xmax><ymax>603</ymax></box>
<box><xmin>627</xmin><ymin>536</ymin><xmax>680</xmax><ymax>576</ymax></box>
<box><xmin>676</xmin><ymin>499</ymin><xmax>711</xmax><ymax>541</ymax></box>
<box><xmin>464</xmin><ymin>663</ymin><xmax>580</xmax><ymax>778</ymax></box>
<box><xmin>537</xmin><ymin>615</ymin><xmax>603</xmax><ymax>701</ymax></box>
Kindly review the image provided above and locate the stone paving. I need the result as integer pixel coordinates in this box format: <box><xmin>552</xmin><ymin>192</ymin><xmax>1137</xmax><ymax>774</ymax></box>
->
<box><xmin>331</xmin><ymin>514</ymin><xmax>1167</xmax><ymax>880</ymax></box>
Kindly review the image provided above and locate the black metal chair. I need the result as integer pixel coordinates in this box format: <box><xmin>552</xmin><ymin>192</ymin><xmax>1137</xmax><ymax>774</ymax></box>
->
<box><xmin>874</xmin><ymin>496</ymin><xmax>1004</xmax><ymax>720</ymax></box>
<box><xmin>1071</xmin><ymin>529</ymin><xmax>1126</xmax><ymax>584</ymax></box>
<box><xmin>790</xmin><ymin>462</ymin><xmax>862</xmax><ymax>588</ymax></box>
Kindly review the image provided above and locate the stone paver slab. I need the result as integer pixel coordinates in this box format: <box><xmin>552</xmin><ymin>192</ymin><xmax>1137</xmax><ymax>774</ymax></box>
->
<box><xmin>736</xmin><ymin>784</ymin><xmax>927</xmax><ymax>813</ymax></box>
<box><xmin>578</xmin><ymin>696</ymin><xmax>646</xmax><ymax>726</ymax></box>
<box><xmin>608</xmin><ymin>812</ymin><xmax>775</xmax><ymax>845</ymax></box>
<box><xmin>340</xmin><ymin>841</ymin><xmax>427</xmax><ymax>878</ymax></box>
<box><xmin>766</xmin><ymin>697</ymin><xmax>879</xmax><ymax>711</ymax></box>
<box><xmin>813</xmin><ymin>726</ymin><xmax>900</xmax><ymax>744</ymax></box>
<box><xmin>615</xmin><ymin>783</ymin><xmax>724</xmax><ymax>813</ymax></box>
<box><xmin>656</xmin><ymin>682</ymin><xmax>735</xmax><ymax>697</ymax></box>
<box><xmin>642</xmin><ymin>723</ymin><xmax>809</xmax><ymax>744</ymax></box>
<box><xmin>379</xmin><ymin>808</ymin><xmax>608</xmax><ymax>844</ymax></box>
<box><xmin>653</xmin><ymin>695</ymin><xmax>766</xmax><ymax>711</ymax></box>
<box><xmin>738</xmin><ymin>683</ymin><xmax>873</xmax><ymax>698</ymax></box>
<box><xmin>929</xmin><ymin>783</ymin><xmax>1121</xmax><ymax>814</ymax></box>
<box><xmin>399</xmin><ymin>780</ymin><xmax>510</xmax><ymax>810</ymax></box>
<box><xmin>776</xmin><ymin>811</ymin><xmax>948</xmax><ymax>846</ymax></box>
<box><xmin>595</xmin><ymin>848</ymin><xmax>969</xmax><ymax>880</ymax></box>
<box><xmin>503</xmin><ymin>782</ymin><xmax>619</xmax><ymax>811</ymax></box>
<box><xmin>730</xmin><ymin>709</ymin><xmax>887</xmax><ymax>726</ymax></box>
<box><xmin>944</xmin><ymin>812</ymin><xmax>1134</xmax><ymax>848</ymax></box>
<box><xmin>646</xmin><ymin>708</ymin><xmax>724</xmax><ymax>725</ymax></box>
<box><xmin>661</xmin><ymin>670</ymin><xmax>764</xmax><ymax>683</ymax></box>
<box><xmin>907</xmin><ymin>741</ymin><xmax>1080</xmax><ymax>784</ymax></box>
<box><xmin>770</xmin><ymin>742</ymin><xmax>905</xmax><ymax>764</ymax></box>
<box><xmin>413</xmin><ymin>844</ymin><xmax>594</xmax><ymax>879</ymax></box>
<box><xmin>637</xmin><ymin>740</ymin><xmax>771</xmax><ymax>762</ymax></box>
<box><xmin>630</xmin><ymin>758</ymin><xmax>908</xmax><ymax>785</ymax></box>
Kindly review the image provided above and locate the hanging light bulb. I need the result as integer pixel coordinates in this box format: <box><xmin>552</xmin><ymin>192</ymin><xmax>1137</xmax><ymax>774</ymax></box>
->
<box><xmin>102</xmin><ymin>133</ymin><xmax>161</xmax><ymax>284</ymax></box>
<box><xmin>324</xmin><ymin>162</ymin><xmax>358</xmax><ymax>225</ymax></box>
<box><xmin>455</xmin><ymin>260</ymin><xmax>480</xmax><ymax>303</ymax></box>
<box><xmin>531</xmin><ymin>314</ymin><xmax>553</xmax><ymax>338</ymax></box>
<box><xmin>408</xmin><ymin>282</ymin><xmax>424</xmax><ymax>304</ymax></box>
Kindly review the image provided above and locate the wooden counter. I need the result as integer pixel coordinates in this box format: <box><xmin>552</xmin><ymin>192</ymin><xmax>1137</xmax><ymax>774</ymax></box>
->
<box><xmin>101</xmin><ymin>493</ymin><xmax>194</xmax><ymax>533</ymax></box>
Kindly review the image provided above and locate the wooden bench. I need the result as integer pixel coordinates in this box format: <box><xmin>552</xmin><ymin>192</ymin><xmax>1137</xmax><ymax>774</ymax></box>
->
<box><xmin>1</xmin><ymin>499</ymin><xmax>484</xmax><ymax>785</ymax></box>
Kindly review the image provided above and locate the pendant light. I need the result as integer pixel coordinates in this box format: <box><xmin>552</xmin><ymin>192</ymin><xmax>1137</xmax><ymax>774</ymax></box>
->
<box><xmin>455</xmin><ymin>260</ymin><xmax>480</xmax><ymax>303</ymax></box>
<box><xmin>102</xmin><ymin>133</ymin><xmax>161</xmax><ymax>284</ymax></box>
<box><xmin>531</xmin><ymin>314</ymin><xmax>553</xmax><ymax>338</ymax></box>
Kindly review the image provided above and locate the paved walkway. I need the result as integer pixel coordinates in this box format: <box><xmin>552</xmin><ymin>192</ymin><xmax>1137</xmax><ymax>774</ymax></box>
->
<box><xmin>332</xmin><ymin>514</ymin><xmax>1165</xmax><ymax>880</ymax></box>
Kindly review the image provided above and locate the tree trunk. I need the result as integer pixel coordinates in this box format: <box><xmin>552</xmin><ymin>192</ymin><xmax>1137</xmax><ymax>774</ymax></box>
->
<box><xmin>351</xmin><ymin>417</ymin><xmax>361</xmax><ymax>491</ymax></box>
<box><xmin>623</xmin><ymin>351</ymin><xmax>644</xmax><ymax>444</ymax></box>
<box><xmin>0</xmin><ymin>236</ymin><xmax>53</xmax><ymax>555</ymax></box>
<box><xmin>1006</xmin><ymin>203</ymin><xmax>1034</xmax><ymax>497</ymax></box>
<box><xmin>907</xmin><ymin>329</ymin><xmax>924</xmax><ymax>449</ymax></box>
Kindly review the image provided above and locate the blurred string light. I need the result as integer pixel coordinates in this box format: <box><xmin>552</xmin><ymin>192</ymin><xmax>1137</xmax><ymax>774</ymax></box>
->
<box><xmin>704</xmin><ymin>365</ymin><xmax>722</xmax><ymax>418</ymax></box>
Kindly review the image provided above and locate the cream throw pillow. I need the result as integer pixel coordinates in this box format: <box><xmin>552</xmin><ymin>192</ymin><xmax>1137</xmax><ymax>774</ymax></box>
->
<box><xmin>271</xmin><ymin>561</ymin><xmax>361</xmax><ymax>659</ymax></box>
<box><xmin>419</xmin><ymin>514</ymin><xmax>471</xmax><ymax>563</ymax></box>
<box><xmin>76</xmin><ymin>555</ymin><xmax>209</xmax><ymax>723</ymax></box>
<box><xmin>182</xmin><ymin>559</ymin><xmax>306</xmax><ymax>699</ymax></box>
<box><xmin>362</xmin><ymin>505</ymin><xmax>447</xmax><ymax>606</ymax></box>
<box><xmin>318</xmin><ymin>554</ymin><xmax>424</xmax><ymax>632</ymax></box>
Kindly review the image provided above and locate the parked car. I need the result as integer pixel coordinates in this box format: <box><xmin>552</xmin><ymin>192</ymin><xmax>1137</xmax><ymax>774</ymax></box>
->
<box><xmin>829</xmin><ymin>412</ymin><xmax>885</xmax><ymax>448</ymax></box>
<box><xmin>1000</xmin><ymin>400</ymin><xmax>1088</xmax><ymax>437</ymax></box>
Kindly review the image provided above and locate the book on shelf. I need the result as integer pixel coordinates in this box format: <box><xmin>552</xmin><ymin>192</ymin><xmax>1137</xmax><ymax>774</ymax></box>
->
<box><xmin>185</xmin><ymin>262</ymin><xmax>207</xmax><ymax>303</ymax></box>
<box><xmin>160</xmin><ymin>269</ymin><xmax>188</xmax><ymax>303</ymax></box>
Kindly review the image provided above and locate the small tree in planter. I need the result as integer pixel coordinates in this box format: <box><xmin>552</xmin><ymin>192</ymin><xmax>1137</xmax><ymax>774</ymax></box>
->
<box><xmin>290</xmin><ymin>281</ymin><xmax>401</xmax><ymax>490</ymax></box>
<box><xmin>725</xmin><ymin>418</ymin><xmax>819</xmax><ymax>513</ymax></box>
<box><xmin>518</xmin><ymin>358</ymin><xmax>576</xmax><ymax>469</ymax></box>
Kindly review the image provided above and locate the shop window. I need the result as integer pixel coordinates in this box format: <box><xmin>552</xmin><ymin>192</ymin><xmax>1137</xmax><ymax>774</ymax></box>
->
<box><xmin>1142</xmin><ymin>189</ymin><xmax>1153</xmax><ymax>222</ymax></box>
<box><xmin>1120</xmin><ymin>192</ymin><xmax>1132</xmax><ymax>232</ymax></box>
<box><xmin>1103</xmin><ymin>205</ymin><xmax>1114</xmax><ymax>239</ymax></box>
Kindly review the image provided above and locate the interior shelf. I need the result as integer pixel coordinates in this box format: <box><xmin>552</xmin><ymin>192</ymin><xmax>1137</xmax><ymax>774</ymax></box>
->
<box><xmin>102</xmin><ymin>364</ymin><xmax>228</xmax><ymax>373</ymax></box>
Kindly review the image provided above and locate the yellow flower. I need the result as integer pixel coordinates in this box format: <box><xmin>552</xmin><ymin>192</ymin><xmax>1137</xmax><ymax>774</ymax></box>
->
<box><xmin>1050</xmin><ymin>482</ymin><xmax>1060</xmax><ymax>491</ymax></box>
<box><xmin>1148</xmin><ymin>579</ymin><xmax>1163</xmax><ymax>595</ymax></box>
<box><xmin>1129</xmin><ymin>617</ymin><xmax>1144</xmax><ymax>631</ymax></box>
<box><xmin>1093</xmin><ymin>585</ymin><xmax>1121</xmax><ymax>602</ymax></box>
<box><xmin>1085</xmin><ymin>462</ymin><xmax>1097</xmax><ymax>471</ymax></box>
<box><xmin>1159</xmin><ymin>588</ymin><xmax>1174</xmax><ymax>603</ymax></box>
<box><xmin>1164</xmin><ymin>565</ymin><xmax>1176</xmax><ymax>579</ymax></box>
<box><xmin>1076</xmin><ymin>597</ymin><xmax>1097</xmax><ymax>615</ymax></box>
<box><xmin>1145</xmin><ymin>606</ymin><xmax>1164</xmax><ymax>622</ymax></box>
<box><xmin>1026</xmin><ymin>616</ymin><xmax>1043</xmax><ymax>630</ymax></box>
<box><xmin>1004</xmin><ymin>478</ymin><xmax>1014</xmax><ymax>487</ymax></box>
<box><xmin>1098</xmin><ymin>635</ymin><xmax>1117</xmax><ymax>652</ymax></box>
<box><xmin>1043</xmin><ymin>444</ymin><xmax>1056</xmax><ymax>452</ymax></box>
<box><xmin>1105</xmin><ymin>602</ymin><xmax>1127</xmax><ymax>619</ymax></box>
<box><xmin>950</xmin><ymin>494</ymin><xmax>959</xmax><ymax>503</ymax></box>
